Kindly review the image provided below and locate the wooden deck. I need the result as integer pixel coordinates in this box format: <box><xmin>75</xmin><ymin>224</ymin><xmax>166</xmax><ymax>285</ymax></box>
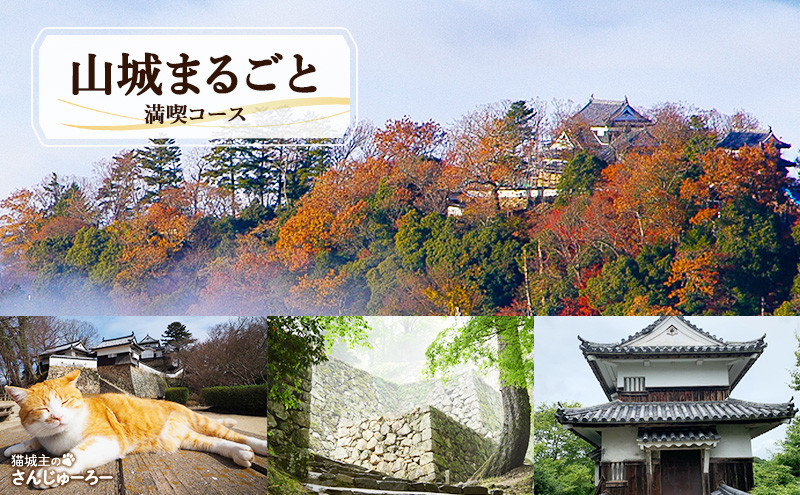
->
<box><xmin>0</xmin><ymin>423</ymin><xmax>269</xmax><ymax>494</ymax></box>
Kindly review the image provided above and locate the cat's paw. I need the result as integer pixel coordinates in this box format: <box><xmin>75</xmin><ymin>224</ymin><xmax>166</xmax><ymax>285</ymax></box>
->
<box><xmin>30</xmin><ymin>467</ymin><xmax>64</xmax><ymax>490</ymax></box>
<box><xmin>248</xmin><ymin>438</ymin><xmax>269</xmax><ymax>456</ymax></box>
<box><xmin>5</xmin><ymin>442</ymin><xmax>26</xmax><ymax>457</ymax></box>
<box><xmin>230</xmin><ymin>445</ymin><xmax>254</xmax><ymax>468</ymax></box>
<box><xmin>220</xmin><ymin>418</ymin><xmax>237</xmax><ymax>428</ymax></box>
<box><xmin>60</xmin><ymin>452</ymin><xmax>76</xmax><ymax>467</ymax></box>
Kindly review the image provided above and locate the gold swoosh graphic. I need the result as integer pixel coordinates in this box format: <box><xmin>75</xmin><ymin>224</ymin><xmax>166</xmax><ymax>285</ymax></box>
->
<box><xmin>60</xmin><ymin>97</ymin><xmax>350</xmax><ymax>131</ymax></box>
<box><xmin>58</xmin><ymin>99</ymin><xmax>142</xmax><ymax>121</ymax></box>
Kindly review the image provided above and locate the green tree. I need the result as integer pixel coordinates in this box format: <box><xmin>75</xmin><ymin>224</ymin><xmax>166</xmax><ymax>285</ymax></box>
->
<box><xmin>163</xmin><ymin>321</ymin><xmax>195</xmax><ymax>354</ymax></box>
<box><xmin>266</xmin><ymin>316</ymin><xmax>370</xmax><ymax>408</ymax></box>
<box><xmin>752</xmin><ymin>334</ymin><xmax>800</xmax><ymax>492</ymax></box>
<box><xmin>555</xmin><ymin>151</ymin><xmax>606</xmax><ymax>205</ymax></box>
<box><xmin>96</xmin><ymin>150</ymin><xmax>145</xmax><ymax>222</ymax></box>
<box><xmin>533</xmin><ymin>402</ymin><xmax>594</xmax><ymax>495</ymax></box>
<box><xmin>426</xmin><ymin>316</ymin><xmax>533</xmax><ymax>477</ymax></box>
<box><xmin>715</xmin><ymin>200</ymin><xmax>795</xmax><ymax>314</ymax></box>
<box><xmin>42</xmin><ymin>173</ymin><xmax>66</xmax><ymax>214</ymax></box>
<box><xmin>136</xmin><ymin>138</ymin><xmax>183</xmax><ymax>202</ymax></box>
<box><xmin>64</xmin><ymin>226</ymin><xmax>121</xmax><ymax>285</ymax></box>
<box><xmin>162</xmin><ymin>321</ymin><xmax>196</xmax><ymax>380</ymax></box>
<box><xmin>203</xmin><ymin>140</ymin><xmax>249</xmax><ymax>216</ymax></box>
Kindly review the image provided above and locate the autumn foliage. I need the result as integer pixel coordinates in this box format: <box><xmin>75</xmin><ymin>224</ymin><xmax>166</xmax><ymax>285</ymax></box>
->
<box><xmin>1</xmin><ymin>101</ymin><xmax>799</xmax><ymax>315</ymax></box>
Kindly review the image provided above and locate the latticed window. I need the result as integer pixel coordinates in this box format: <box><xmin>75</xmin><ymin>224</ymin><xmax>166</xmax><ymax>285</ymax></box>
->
<box><xmin>624</xmin><ymin>376</ymin><xmax>645</xmax><ymax>392</ymax></box>
<box><xmin>610</xmin><ymin>462</ymin><xmax>625</xmax><ymax>481</ymax></box>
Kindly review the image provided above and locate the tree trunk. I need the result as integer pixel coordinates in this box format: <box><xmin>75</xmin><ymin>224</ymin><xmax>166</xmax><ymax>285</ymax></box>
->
<box><xmin>16</xmin><ymin>317</ymin><xmax>37</xmax><ymax>385</ymax></box>
<box><xmin>473</xmin><ymin>383</ymin><xmax>531</xmax><ymax>479</ymax></box>
<box><xmin>472</xmin><ymin>328</ymin><xmax>531</xmax><ymax>479</ymax></box>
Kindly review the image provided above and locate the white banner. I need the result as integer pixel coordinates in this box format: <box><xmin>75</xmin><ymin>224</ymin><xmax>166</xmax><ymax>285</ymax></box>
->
<box><xmin>32</xmin><ymin>28</ymin><xmax>356</xmax><ymax>145</ymax></box>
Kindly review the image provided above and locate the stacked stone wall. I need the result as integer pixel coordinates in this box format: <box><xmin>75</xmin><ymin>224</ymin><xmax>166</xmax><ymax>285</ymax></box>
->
<box><xmin>332</xmin><ymin>406</ymin><xmax>495</xmax><ymax>484</ymax></box>
<box><xmin>97</xmin><ymin>364</ymin><xmax>135</xmax><ymax>394</ymax></box>
<box><xmin>268</xmin><ymin>366</ymin><xmax>312</xmax><ymax>479</ymax></box>
<box><xmin>47</xmin><ymin>366</ymin><xmax>100</xmax><ymax>394</ymax></box>
<box><xmin>312</xmin><ymin>359</ymin><xmax>502</xmax><ymax>457</ymax></box>
<box><xmin>130</xmin><ymin>366</ymin><xmax>165</xmax><ymax>398</ymax></box>
<box><xmin>400</xmin><ymin>372</ymin><xmax>502</xmax><ymax>441</ymax></box>
<box><xmin>311</xmin><ymin>359</ymin><xmax>402</xmax><ymax>456</ymax></box>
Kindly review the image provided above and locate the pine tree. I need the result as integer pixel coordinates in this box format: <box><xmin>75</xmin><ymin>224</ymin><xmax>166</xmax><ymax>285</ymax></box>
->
<box><xmin>162</xmin><ymin>321</ymin><xmax>195</xmax><ymax>354</ymax></box>
<box><xmin>137</xmin><ymin>138</ymin><xmax>182</xmax><ymax>203</ymax></box>
<box><xmin>203</xmin><ymin>139</ymin><xmax>248</xmax><ymax>216</ymax></box>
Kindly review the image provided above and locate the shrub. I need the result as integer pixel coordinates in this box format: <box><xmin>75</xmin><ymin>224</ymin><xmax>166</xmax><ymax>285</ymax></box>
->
<box><xmin>165</xmin><ymin>387</ymin><xmax>189</xmax><ymax>405</ymax></box>
<box><xmin>201</xmin><ymin>383</ymin><xmax>268</xmax><ymax>415</ymax></box>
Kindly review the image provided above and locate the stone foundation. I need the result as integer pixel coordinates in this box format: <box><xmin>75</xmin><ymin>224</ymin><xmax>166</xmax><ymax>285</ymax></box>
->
<box><xmin>130</xmin><ymin>365</ymin><xmax>166</xmax><ymax>398</ymax></box>
<box><xmin>96</xmin><ymin>364</ymin><xmax>165</xmax><ymax>398</ymax></box>
<box><xmin>312</xmin><ymin>359</ymin><xmax>502</xmax><ymax>457</ymax></box>
<box><xmin>333</xmin><ymin>406</ymin><xmax>496</xmax><ymax>484</ymax></box>
<box><xmin>47</xmin><ymin>366</ymin><xmax>100</xmax><ymax>394</ymax></box>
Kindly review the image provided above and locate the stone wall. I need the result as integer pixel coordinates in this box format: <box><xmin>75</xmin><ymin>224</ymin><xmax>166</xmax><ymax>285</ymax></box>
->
<box><xmin>312</xmin><ymin>359</ymin><xmax>502</xmax><ymax>457</ymax></box>
<box><xmin>400</xmin><ymin>371</ymin><xmax>502</xmax><ymax>442</ymax></box>
<box><xmin>97</xmin><ymin>364</ymin><xmax>134</xmax><ymax>394</ymax></box>
<box><xmin>268</xmin><ymin>366</ymin><xmax>312</xmax><ymax>479</ymax></box>
<box><xmin>333</xmin><ymin>406</ymin><xmax>496</xmax><ymax>484</ymax></box>
<box><xmin>47</xmin><ymin>366</ymin><xmax>100</xmax><ymax>394</ymax></box>
<box><xmin>311</xmin><ymin>359</ymin><xmax>403</xmax><ymax>456</ymax></box>
<box><xmin>130</xmin><ymin>365</ymin><xmax>166</xmax><ymax>398</ymax></box>
<box><xmin>89</xmin><ymin>364</ymin><xmax>165</xmax><ymax>398</ymax></box>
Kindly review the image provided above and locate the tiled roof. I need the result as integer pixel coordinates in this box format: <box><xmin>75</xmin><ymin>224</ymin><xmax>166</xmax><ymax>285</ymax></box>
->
<box><xmin>574</xmin><ymin>99</ymin><xmax>625</xmax><ymax>127</ymax></box>
<box><xmin>578</xmin><ymin>315</ymin><xmax>766</xmax><ymax>355</ymax></box>
<box><xmin>139</xmin><ymin>334</ymin><xmax>159</xmax><ymax>344</ymax></box>
<box><xmin>556</xmin><ymin>399</ymin><xmax>796</xmax><ymax>425</ymax></box>
<box><xmin>40</xmin><ymin>340</ymin><xmax>88</xmax><ymax>355</ymax></box>
<box><xmin>579</xmin><ymin>338</ymin><xmax>767</xmax><ymax>356</ymax></box>
<box><xmin>638</xmin><ymin>426</ymin><xmax>720</xmax><ymax>445</ymax></box>
<box><xmin>620</xmin><ymin>316</ymin><xmax>720</xmax><ymax>345</ymax></box>
<box><xmin>718</xmin><ymin>129</ymin><xmax>789</xmax><ymax>150</ymax></box>
<box><xmin>43</xmin><ymin>340</ymin><xmax>83</xmax><ymax>354</ymax></box>
<box><xmin>93</xmin><ymin>332</ymin><xmax>141</xmax><ymax>350</ymax></box>
<box><xmin>611</xmin><ymin>127</ymin><xmax>659</xmax><ymax>150</ymax></box>
<box><xmin>573</xmin><ymin>97</ymin><xmax>650</xmax><ymax>127</ymax></box>
<box><xmin>712</xmin><ymin>484</ymin><xmax>752</xmax><ymax>495</ymax></box>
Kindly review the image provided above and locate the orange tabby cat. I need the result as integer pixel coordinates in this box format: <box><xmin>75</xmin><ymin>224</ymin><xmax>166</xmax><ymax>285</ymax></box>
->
<box><xmin>3</xmin><ymin>369</ymin><xmax>268</xmax><ymax>489</ymax></box>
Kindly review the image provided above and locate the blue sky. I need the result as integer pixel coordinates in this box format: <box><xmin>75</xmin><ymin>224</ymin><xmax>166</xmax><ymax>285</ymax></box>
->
<box><xmin>535</xmin><ymin>316</ymin><xmax>800</xmax><ymax>458</ymax></box>
<box><xmin>3</xmin><ymin>1</ymin><xmax>800</xmax><ymax>200</ymax></box>
<box><xmin>71</xmin><ymin>315</ymin><xmax>231</xmax><ymax>343</ymax></box>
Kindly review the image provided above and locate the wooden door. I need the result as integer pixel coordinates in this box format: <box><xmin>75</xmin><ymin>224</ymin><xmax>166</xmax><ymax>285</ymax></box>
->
<box><xmin>661</xmin><ymin>450</ymin><xmax>702</xmax><ymax>495</ymax></box>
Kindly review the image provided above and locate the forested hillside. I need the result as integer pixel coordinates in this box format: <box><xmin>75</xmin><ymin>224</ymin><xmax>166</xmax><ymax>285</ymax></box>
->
<box><xmin>1</xmin><ymin>100</ymin><xmax>798</xmax><ymax>315</ymax></box>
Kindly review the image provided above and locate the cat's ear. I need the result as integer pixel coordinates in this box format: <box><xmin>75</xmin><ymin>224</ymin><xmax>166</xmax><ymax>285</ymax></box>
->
<box><xmin>5</xmin><ymin>386</ymin><xmax>29</xmax><ymax>404</ymax></box>
<box><xmin>62</xmin><ymin>369</ymin><xmax>81</xmax><ymax>386</ymax></box>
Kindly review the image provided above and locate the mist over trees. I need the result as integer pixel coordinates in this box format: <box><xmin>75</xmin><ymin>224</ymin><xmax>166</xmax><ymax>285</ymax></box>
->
<box><xmin>1</xmin><ymin>100</ymin><xmax>799</xmax><ymax>315</ymax></box>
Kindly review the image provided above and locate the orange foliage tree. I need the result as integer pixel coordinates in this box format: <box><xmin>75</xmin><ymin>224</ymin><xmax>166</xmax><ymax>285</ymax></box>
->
<box><xmin>0</xmin><ymin>189</ymin><xmax>43</xmax><ymax>264</ymax></box>
<box><xmin>112</xmin><ymin>203</ymin><xmax>192</xmax><ymax>293</ymax></box>
<box><xmin>273</xmin><ymin>118</ymin><xmax>446</xmax><ymax>310</ymax></box>
<box><xmin>601</xmin><ymin>147</ymin><xmax>692</xmax><ymax>250</ymax></box>
<box><xmin>444</xmin><ymin>101</ymin><xmax>535</xmax><ymax>214</ymax></box>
